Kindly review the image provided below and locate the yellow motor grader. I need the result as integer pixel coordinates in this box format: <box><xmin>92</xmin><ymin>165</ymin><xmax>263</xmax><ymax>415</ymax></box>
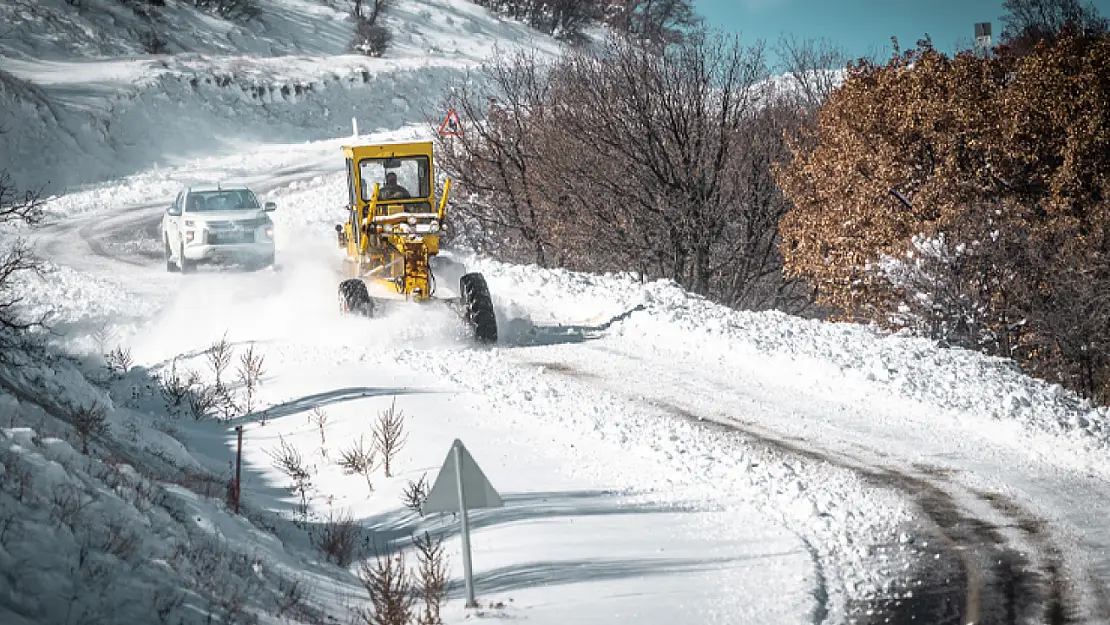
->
<box><xmin>334</xmin><ymin>139</ymin><xmax>497</xmax><ymax>344</ymax></box>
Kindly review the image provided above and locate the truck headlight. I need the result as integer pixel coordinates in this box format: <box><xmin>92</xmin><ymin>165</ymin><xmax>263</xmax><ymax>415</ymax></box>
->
<box><xmin>430</xmin><ymin>222</ymin><xmax>440</xmax><ymax>233</ymax></box>
<box><xmin>265</xmin><ymin>227</ymin><xmax>274</xmax><ymax>239</ymax></box>
<box><xmin>185</xmin><ymin>231</ymin><xmax>195</xmax><ymax>243</ymax></box>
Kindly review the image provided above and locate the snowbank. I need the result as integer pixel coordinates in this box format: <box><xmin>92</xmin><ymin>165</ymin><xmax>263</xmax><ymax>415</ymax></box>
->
<box><xmin>0</xmin><ymin>347</ymin><xmax>369</xmax><ymax>625</ymax></box>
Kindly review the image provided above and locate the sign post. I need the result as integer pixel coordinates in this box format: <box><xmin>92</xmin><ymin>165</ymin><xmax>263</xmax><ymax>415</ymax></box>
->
<box><xmin>233</xmin><ymin>425</ymin><xmax>244</xmax><ymax>514</ymax></box>
<box><xmin>422</xmin><ymin>439</ymin><xmax>502</xmax><ymax>608</ymax></box>
<box><xmin>975</xmin><ymin>22</ymin><xmax>992</xmax><ymax>52</ymax></box>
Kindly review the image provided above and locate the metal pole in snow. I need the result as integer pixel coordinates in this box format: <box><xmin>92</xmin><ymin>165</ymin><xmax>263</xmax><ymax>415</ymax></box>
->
<box><xmin>234</xmin><ymin>425</ymin><xmax>243</xmax><ymax>514</ymax></box>
<box><xmin>454</xmin><ymin>440</ymin><xmax>477</xmax><ymax>608</ymax></box>
<box><xmin>352</xmin><ymin>117</ymin><xmax>359</xmax><ymax>138</ymax></box>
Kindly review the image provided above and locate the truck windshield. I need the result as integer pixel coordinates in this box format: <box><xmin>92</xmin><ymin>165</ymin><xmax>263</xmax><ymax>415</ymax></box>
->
<box><xmin>359</xmin><ymin>156</ymin><xmax>430</xmax><ymax>203</ymax></box>
<box><xmin>187</xmin><ymin>190</ymin><xmax>260</xmax><ymax>212</ymax></box>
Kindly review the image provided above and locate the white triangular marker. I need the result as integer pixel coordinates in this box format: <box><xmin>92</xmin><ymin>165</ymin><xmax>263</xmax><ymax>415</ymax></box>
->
<box><xmin>420</xmin><ymin>439</ymin><xmax>501</xmax><ymax>608</ymax></box>
<box><xmin>423</xmin><ymin>439</ymin><xmax>503</xmax><ymax>513</ymax></box>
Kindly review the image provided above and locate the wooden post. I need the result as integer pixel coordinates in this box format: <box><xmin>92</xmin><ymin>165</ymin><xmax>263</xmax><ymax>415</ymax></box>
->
<box><xmin>234</xmin><ymin>425</ymin><xmax>244</xmax><ymax>514</ymax></box>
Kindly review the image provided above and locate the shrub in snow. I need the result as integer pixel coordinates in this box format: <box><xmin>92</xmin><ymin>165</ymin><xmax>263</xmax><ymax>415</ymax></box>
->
<box><xmin>401</xmin><ymin>472</ymin><xmax>429</xmax><ymax>516</ymax></box>
<box><xmin>190</xmin><ymin>0</ymin><xmax>261</xmax><ymax>22</ymax></box>
<box><xmin>310</xmin><ymin>508</ymin><xmax>362</xmax><ymax>568</ymax></box>
<box><xmin>350</xmin><ymin>0</ymin><xmax>393</xmax><ymax>57</ymax></box>
<box><xmin>354</xmin><ymin>22</ymin><xmax>393</xmax><ymax>57</ymax></box>
<box><xmin>413</xmin><ymin>530</ymin><xmax>449</xmax><ymax>625</ymax></box>
<box><xmin>138</xmin><ymin>28</ymin><xmax>169</xmax><ymax>55</ymax></box>
<box><xmin>158</xmin><ymin>357</ymin><xmax>191</xmax><ymax>408</ymax></box>
<box><xmin>204</xmin><ymin>333</ymin><xmax>239</xmax><ymax>420</ymax></box>
<box><xmin>372</xmin><ymin>398</ymin><xmax>407</xmax><ymax>478</ymax></box>
<box><xmin>236</xmin><ymin>343</ymin><xmax>265</xmax><ymax>416</ymax></box>
<box><xmin>266</xmin><ymin>434</ymin><xmax>313</xmax><ymax>522</ymax></box>
<box><xmin>356</xmin><ymin>546</ymin><xmax>416</xmax><ymax>625</ymax></box>
<box><xmin>336</xmin><ymin>434</ymin><xmax>377</xmax><ymax>493</ymax></box>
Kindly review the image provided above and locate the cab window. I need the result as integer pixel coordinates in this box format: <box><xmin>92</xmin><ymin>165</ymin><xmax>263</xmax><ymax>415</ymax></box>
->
<box><xmin>358</xmin><ymin>156</ymin><xmax>430</xmax><ymax>202</ymax></box>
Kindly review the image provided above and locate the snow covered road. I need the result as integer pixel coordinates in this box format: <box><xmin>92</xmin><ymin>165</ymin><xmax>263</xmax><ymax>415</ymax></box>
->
<box><xmin>16</xmin><ymin>134</ymin><xmax>1110</xmax><ymax>625</ymax></box>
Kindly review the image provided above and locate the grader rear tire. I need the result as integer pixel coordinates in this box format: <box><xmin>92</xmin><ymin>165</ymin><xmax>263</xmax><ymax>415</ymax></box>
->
<box><xmin>339</xmin><ymin>279</ymin><xmax>374</xmax><ymax>316</ymax></box>
<box><xmin>460</xmin><ymin>272</ymin><xmax>497</xmax><ymax>344</ymax></box>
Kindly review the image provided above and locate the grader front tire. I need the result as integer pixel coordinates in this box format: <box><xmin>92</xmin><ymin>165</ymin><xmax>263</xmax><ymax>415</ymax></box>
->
<box><xmin>339</xmin><ymin>279</ymin><xmax>374</xmax><ymax>316</ymax></box>
<box><xmin>460</xmin><ymin>272</ymin><xmax>497</xmax><ymax>344</ymax></box>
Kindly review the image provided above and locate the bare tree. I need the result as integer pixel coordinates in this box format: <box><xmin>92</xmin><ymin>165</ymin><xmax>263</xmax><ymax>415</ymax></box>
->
<box><xmin>104</xmin><ymin>345</ymin><xmax>134</xmax><ymax>375</ymax></box>
<box><xmin>605</xmin><ymin>0</ymin><xmax>702</xmax><ymax>45</ymax></box>
<box><xmin>309</xmin><ymin>406</ymin><xmax>329</xmax><ymax>446</ymax></box>
<box><xmin>205</xmin><ymin>333</ymin><xmax>238</xmax><ymax>419</ymax></box>
<box><xmin>186</xmin><ymin>378</ymin><xmax>220</xmax><ymax>420</ymax></box>
<box><xmin>372</xmin><ymin>398</ymin><xmax>407</xmax><ymax>478</ymax></box>
<box><xmin>71</xmin><ymin>402</ymin><xmax>109</xmax><ymax>455</ymax></box>
<box><xmin>434</xmin><ymin>49</ymin><xmax>557</xmax><ymax>266</ymax></box>
<box><xmin>1000</xmin><ymin>0</ymin><xmax>1108</xmax><ymax>43</ymax></box>
<box><xmin>549</xmin><ymin>34</ymin><xmax>778</xmax><ymax>299</ymax></box>
<box><xmin>266</xmin><ymin>435</ymin><xmax>312</xmax><ymax>517</ymax></box>
<box><xmin>439</xmin><ymin>32</ymin><xmax>813</xmax><ymax>313</ymax></box>
<box><xmin>468</xmin><ymin>0</ymin><xmax>600</xmax><ymax>41</ymax></box>
<box><xmin>0</xmin><ymin>169</ymin><xmax>47</xmax><ymax>356</ymax></box>
<box><xmin>236</xmin><ymin>343</ymin><xmax>265</xmax><ymax>415</ymax></box>
<box><xmin>206</xmin><ymin>333</ymin><xmax>234</xmax><ymax>389</ymax></box>
<box><xmin>773</xmin><ymin>35</ymin><xmax>853</xmax><ymax>111</ymax></box>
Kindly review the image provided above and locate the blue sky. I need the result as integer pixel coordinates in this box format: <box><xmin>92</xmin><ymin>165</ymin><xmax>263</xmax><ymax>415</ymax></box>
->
<box><xmin>692</xmin><ymin>0</ymin><xmax>1110</xmax><ymax>64</ymax></box>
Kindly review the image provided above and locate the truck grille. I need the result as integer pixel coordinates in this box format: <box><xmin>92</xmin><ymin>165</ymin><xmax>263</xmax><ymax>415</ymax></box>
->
<box><xmin>208</xmin><ymin>231</ymin><xmax>256</xmax><ymax>245</ymax></box>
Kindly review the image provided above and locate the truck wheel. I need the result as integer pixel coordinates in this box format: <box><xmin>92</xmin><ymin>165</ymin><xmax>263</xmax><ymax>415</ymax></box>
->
<box><xmin>460</xmin><ymin>272</ymin><xmax>497</xmax><ymax>344</ymax></box>
<box><xmin>179</xmin><ymin>243</ymin><xmax>194</xmax><ymax>273</ymax></box>
<box><xmin>248</xmin><ymin>253</ymin><xmax>275</xmax><ymax>271</ymax></box>
<box><xmin>339</xmin><ymin>279</ymin><xmax>373</xmax><ymax>316</ymax></box>
<box><xmin>165</xmin><ymin>237</ymin><xmax>179</xmax><ymax>272</ymax></box>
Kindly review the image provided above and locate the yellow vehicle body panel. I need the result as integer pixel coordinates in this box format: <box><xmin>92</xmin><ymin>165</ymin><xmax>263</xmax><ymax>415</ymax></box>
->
<box><xmin>339</xmin><ymin>140</ymin><xmax>451</xmax><ymax>301</ymax></box>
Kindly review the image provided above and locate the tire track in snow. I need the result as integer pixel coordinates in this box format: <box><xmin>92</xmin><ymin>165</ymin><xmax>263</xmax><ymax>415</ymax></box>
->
<box><xmin>521</xmin><ymin>346</ymin><xmax>1097</xmax><ymax>625</ymax></box>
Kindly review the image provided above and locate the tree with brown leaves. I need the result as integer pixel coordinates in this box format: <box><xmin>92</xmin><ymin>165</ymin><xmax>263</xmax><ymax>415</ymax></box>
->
<box><xmin>777</xmin><ymin>32</ymin><xmax>1110</xmax><ymax>400</ymax></box>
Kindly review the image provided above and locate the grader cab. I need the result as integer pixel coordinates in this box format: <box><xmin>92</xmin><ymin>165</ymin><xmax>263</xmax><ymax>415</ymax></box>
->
<box><xmin>334</xmin><ymin>139</ymin><xmax>497</xmax><ymax>343</ymax></box>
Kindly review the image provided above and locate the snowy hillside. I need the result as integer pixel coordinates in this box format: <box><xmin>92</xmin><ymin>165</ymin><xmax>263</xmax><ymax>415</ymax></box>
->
<box><xmin>0</xmin><ymin>0</ymin><xmax>563</xmax><ymax>193</ymax></box>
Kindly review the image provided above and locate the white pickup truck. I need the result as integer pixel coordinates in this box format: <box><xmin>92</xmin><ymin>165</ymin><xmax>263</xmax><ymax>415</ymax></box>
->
<box><xmin>162</xmin><ymin>185</ymin><xmax>277</xmax><ymax>272</ymax></box>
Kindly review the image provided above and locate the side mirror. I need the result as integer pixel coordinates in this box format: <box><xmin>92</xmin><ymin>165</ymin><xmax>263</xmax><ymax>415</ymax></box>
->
<box><xmin>264</xmin><ymin>201</ymin><xmax>277</xmax><ymax>212</ymax></box>
<box><xmin>167</xmin><ymin>206</ymin><xmax>181</xmax><ymax>216</ymax></box>
<box><xmin>334</xmin><ymin>224</ymin><xmax>343</xmax><ymax>233</ymax></box>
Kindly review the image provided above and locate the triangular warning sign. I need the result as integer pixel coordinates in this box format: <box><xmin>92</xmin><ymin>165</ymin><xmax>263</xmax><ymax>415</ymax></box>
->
<box><xmin>422</xmin><ymin>439</ymin><xmax>502</xmax><ymax>514</ymax></box>
<box><xmin>438</xmin><ymin>108</ymin><xmax>462</xmax><ymax>137</ymax></box>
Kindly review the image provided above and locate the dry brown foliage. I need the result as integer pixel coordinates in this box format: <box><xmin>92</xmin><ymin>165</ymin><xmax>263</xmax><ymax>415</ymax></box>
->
<box><xmin>776</xmin><ymin>32</ymin><xmax>1110</xmax><ymax>400</ymax></box>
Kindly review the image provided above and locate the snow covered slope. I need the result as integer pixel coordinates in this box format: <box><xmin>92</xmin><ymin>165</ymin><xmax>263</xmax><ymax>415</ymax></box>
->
<box><xmin>0</xmin><ymin>0</ymin><xmax>563</xmax><ymax>193</ymax></box>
